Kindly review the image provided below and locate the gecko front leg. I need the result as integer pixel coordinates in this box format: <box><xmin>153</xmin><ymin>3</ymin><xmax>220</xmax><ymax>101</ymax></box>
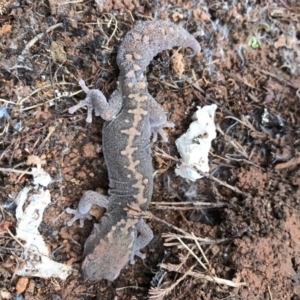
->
<box><xmin>69</xmin><ymin>79</ymin><xmax>122</xmax><ymax>123</ymax></box>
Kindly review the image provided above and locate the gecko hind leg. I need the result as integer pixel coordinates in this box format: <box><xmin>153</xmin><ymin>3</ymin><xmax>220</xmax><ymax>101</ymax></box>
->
<box><xmin>148</xmin><ymin>92</ymin><xmax>174</xmax><ymax>142</ymax></box>
<box><xmin>130</xmin><ymin>218</ymin><xmax>154</xmax><ymax>264</ymax></box>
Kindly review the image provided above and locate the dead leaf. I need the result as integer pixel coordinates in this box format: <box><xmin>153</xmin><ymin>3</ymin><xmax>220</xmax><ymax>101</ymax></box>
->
<box><xmin>26</xmin><ymin>155</ymin><xmax>46</xmax><ymax>166</ymax></box>
<box><xmin>274</xmin><ymin>35</ymin><xmax>286</xmax><ymax>49</ymax></box>
<box><xmin>16</xmin><ymin>277</ymin><xmax>29</xmax><ymax>294</ymax></box>
<box><xmin>1</xmin><ymin>24</ymin><xmax>11</xmax><ymax>34</ymax></box>
<box><xmin>172</xmin><ymin>52</ymin><xmax>184</xmax><ymax>77</ymax></box>
<box><xmin>50</xmin><ymin>41</ymin><xmax>67</xmax><ymax>63</ymax></box>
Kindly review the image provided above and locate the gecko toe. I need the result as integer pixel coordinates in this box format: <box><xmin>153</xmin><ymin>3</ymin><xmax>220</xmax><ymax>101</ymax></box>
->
<box><xmin>65</xmin><ymin>207</ymin><xmax>92</xmax><ymax>227</ymax></box>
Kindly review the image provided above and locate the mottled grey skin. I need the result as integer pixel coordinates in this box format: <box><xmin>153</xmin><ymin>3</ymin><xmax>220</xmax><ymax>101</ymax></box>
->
<box><xmin>66</xmin><ymin>20</ymin><xmax>200</xmax><ymax>281</ymax></box>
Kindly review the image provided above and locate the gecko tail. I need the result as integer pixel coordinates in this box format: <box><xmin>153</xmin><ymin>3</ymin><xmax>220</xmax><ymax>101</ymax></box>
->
<box><xmin>117</xmin><ymin>20</ymin><xmax>200</xmax><ymax>75</ymax></box>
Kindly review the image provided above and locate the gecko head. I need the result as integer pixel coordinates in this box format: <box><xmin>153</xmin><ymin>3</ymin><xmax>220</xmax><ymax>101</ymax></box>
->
<box><xmin>82</xmin><ymin>219</ymin><xmax>137</xmax><ymax>281</ymax></box>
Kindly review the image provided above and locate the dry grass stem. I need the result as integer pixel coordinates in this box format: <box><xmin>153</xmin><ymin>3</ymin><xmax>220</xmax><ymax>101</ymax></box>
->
<box><xmin>16</xmin><ymin>82</ymin><xmax>79</xmax><ymax>108</ymax></box>
<box><xmin>38</xmin><ymin>126</ymin><xmax>56</xmax><ymax>150</ymax></box>
<box><xmin>163</xmin><ymin>232</ymin><xmax>228</xmax><ymax>246</ymax></box>
<box><xmin>217</xmin><ymin>125</ymin><xmax>248</xmax><ymax>158</ymax></box>
<box><xmin>0</xmin><ymin>168</ymin><xmax>33</xmax><ymax>175</ymax></box>
<box><xmin>160</xmin><ymin>263</ymin><xmax>246</xmax><ymax>288</ymax></box>
<box><xmin>0</xmin><ymin>98</ymin><xmax>15</xmax><ymax>104</ymax></box>
<box><xmin>20</xmin><ymin>23</ymin><xmax>63</xmax><ymax>59</ymax></box>
<box><xmin>151</xmin><ymin>201</ymin><xmax>226</xmax><ymax>210</ymax></box>
<box><xmin>155</xmin><ymin>211</ymin><xmax>245</xmax><ymax>296</ymax></box>
<box><xmin>97</xmin><ymin>13</ymin><xmax>118</xmax><ymax>48</ymax></box>
<box><xmin>4</xmin><ymin>228</ymin><xmax>25</xmax><ymax>249</ymax></box>
<box><xmin>176</xmin><ymin>236</ymin><xmax>207</xmax><ymax>270</ymax></box>
<box><xmin>0</xmin><ymin>123</ymin><xmax>9</xmax><ymax>137</ymax></box>
<box><xmin>149</xmin><ymin>263</ymin><xmax>197</xmax><ymax>300</ymax></box>
<box><xmin>249</xmin><ymin>64</ymin><xmax>298</xmax><ymax>90</ymax></box>
<box><xmin>151</xmin><ymin>76</ymin><xmax>180</xmax><ymax>89</ymax></box>
<box><xmin>268</xmin><ymin>286</ymin><xmax>273</xmax><ymax>300</ymax></box>
<box><xmin>191</xmin><ymin>232</ymin><xmax>210</xmax><ymax>266</ymax></box>
<box><xmin>274</xmin><ymin>155</ymin><xmax>300</xmax><ymax>170</ymax></box>
<box><xmin>224</xmin><ymin>115</ymin><xmax>257</xmax><ymax>132</ymax></box>
<box><xmin>150</xmin><ymin>233</ymin><xmax>245</xmax><ymax>299</ymax></box>
<box><xmin>193</xmin><ymin>167</ymin><xmax>248</xmax><ymax>196</ymax></box>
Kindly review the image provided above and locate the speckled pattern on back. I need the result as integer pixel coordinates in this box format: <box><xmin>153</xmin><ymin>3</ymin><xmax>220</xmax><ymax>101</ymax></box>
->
<box><xmin>66</xmin><ymin>20</ymin><xmax>200</xmax><ymax>281</ymax></box>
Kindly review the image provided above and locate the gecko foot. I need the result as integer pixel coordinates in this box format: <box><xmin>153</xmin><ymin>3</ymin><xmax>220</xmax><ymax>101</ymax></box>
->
<box><xmin>151</xmin><ymin>121</ymin><xmax>175</xmax><ymax>143</ymax></box>
<box><xmin>66</xmin><ymin>191</ymin><xmax>109</xmax><ymax>228</ymax></box>
<box><xmin>130</xmin><ymin>251</ymin><xmax>146</xmax><ymax>264</ymax></box>
<box><xmin>65</xmin><ymin>207</ymin><xmax>93</xmax><ymax>228</ymax></box>
<box><xmin>68</xmin><ymin>79</ymin><xmax>108</xmax><ymax>123</ymax></box>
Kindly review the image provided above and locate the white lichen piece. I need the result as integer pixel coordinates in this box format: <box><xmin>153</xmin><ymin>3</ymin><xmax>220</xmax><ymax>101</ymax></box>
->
<box><xmin>31</xmin><ymin>165</ymin><xmax>52</xmax><ymax>187</ymax></box>
<box><xmin>16</xmin><ymin>189</ymin><xmax>73</xmax><ymax>279</ymax></box>
<box><xmin>175</xmin><ymin>104</ymin><xmax>217</xmax><ymax>181</ymax></box>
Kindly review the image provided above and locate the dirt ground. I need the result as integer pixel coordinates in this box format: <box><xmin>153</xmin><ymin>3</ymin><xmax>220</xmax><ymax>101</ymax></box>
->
<box><xmin>1</xmin><ymin>0</ymin><xmax>300</xmax><ymax>299</ymax></box>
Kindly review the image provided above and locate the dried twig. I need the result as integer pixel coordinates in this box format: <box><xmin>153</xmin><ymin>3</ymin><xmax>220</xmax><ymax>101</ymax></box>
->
<box><xmin>38</xmin><ymin>126</ymin><xmax>56</xmax><ymax>150</ymax></box>
<box><xmin>148</xmin><ymin>230</ymin><xmax>245</xmax><ymax>300</ymax></box>
<box><xmin>0</xmin><ymin>168</ymin><xmax>32</xmax><ymax>175</ymax></box>
<box><xmin>151</xmin><ymin>200</ymin><xmax>226</xmax><ymax>210</ymax></box>
<box><xmin>274</xmin><ymin>156</ymin><xmax>300</xmax><ymax>170</ymax></box>
<box><xmin>194</xmin><ymin>167</ymin><xmax>248</xmax><ymax>196</ymax></box>
<box><xmin>17</xmin><ymin>82</ymin><xmax>80</xmax><ymax>109</ymax></box>
<box><xmin>18</xmin><ymin>23</ymin><xmax>63</xmax><ymax>63</ymax></box>
<box><xmin>2</xmin><ymin>228</ymin><xmax>25</xmax><ymax>249</ymax></box>
<box><xmin>149</xmin><ymin>263</ymin><xmax>197</xmax><ymax>300</ymax></box>
<box><xmin>224</xmin><ymin>115</ymin><xmax>257</xmax><ymax>132</ymax></box>
<box><xmin>217</xmin><ymin>124</ymin><xmax>248</xmax><ymax>158</ymax></box>
<box><xmin>249</xmin><ymin>64</ymin><xmax>297</xmax><ymax>90</ymax></box>
<box><xmin>176</xmin><ymin>236</ymin><xmax>207</xmax><ymax>270</ymax></box>
<box><xmin>160</xmin><ymin>262</ymin><xmax>246</xmax><ymax>288</ymax></box>
<box><xmin>163</xmin><ymin>232</ymin><xmax>228</xmax><ymax>246</ymax></box>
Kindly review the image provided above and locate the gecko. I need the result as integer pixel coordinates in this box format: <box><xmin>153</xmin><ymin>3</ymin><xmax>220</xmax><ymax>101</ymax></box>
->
<box><xmin>66</xmin><ymin>20</ymin><xmax>200</xmax><ymax>281</ymax></box>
